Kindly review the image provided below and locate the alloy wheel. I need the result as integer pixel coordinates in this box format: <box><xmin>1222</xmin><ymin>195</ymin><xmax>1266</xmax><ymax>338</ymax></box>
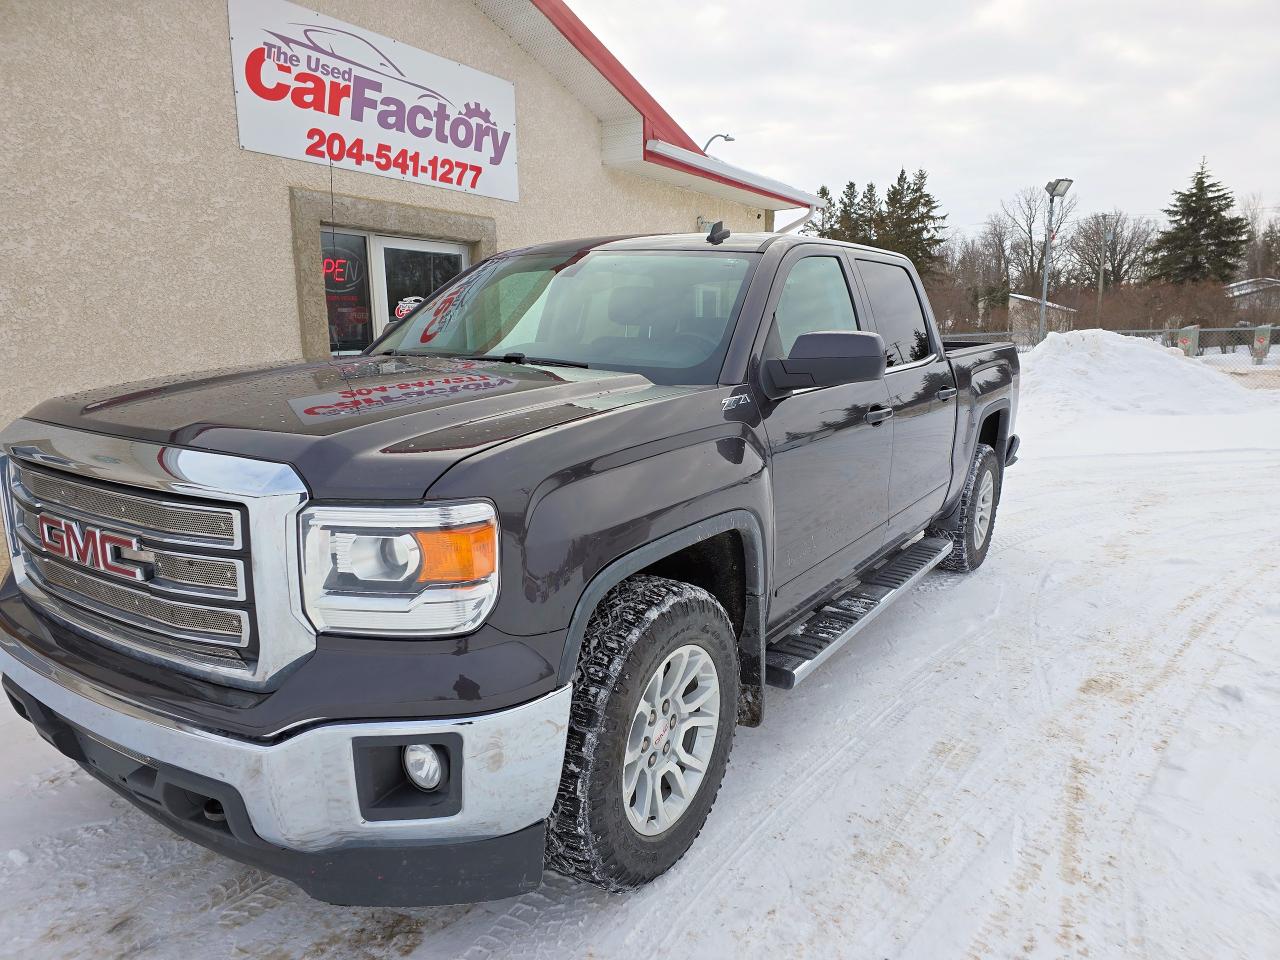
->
<box><xmin>622</xmin><ymin>643</ymin><xmax>721</xmax><ymax>836</ymax></box>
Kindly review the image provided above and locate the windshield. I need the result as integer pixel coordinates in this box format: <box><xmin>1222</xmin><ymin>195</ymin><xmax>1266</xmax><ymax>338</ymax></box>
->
<box><xmin>370</xmin><ymin>250</ymin><xmax>758</xmax><ymax>385</ymax></box>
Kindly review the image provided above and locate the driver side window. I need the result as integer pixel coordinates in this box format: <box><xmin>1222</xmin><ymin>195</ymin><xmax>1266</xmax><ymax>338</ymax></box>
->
<box><xmin>772</xmin><ymin>256</ymin><xmax>859</xmax><ymax>356</ymax></box>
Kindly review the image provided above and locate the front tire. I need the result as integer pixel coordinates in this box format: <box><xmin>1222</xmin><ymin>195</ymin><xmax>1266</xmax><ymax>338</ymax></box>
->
<box><xmin>931</xmin><ymin>443</ymin><xmax>1002</xmax><ymax>572</ymax></box>
<box><xmin>547</xmin><ymin>575</ymin><xmax>738</xmax><ymax>890</ymax></box>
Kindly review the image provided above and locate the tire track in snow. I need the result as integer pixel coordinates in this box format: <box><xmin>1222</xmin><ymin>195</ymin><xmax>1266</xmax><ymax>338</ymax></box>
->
<box><xmin>451</xmin><ymin>593</ymin><xmax>1011</xmax><ymax>960</ymax></box>
<box><xmin>644</xmin><ymin>594</ymin><xmax>1012</xmax><ymax>956</ymax></box>
<box><xmin>454</xmin><ymin>455</ymin><xmax>1192</xmax><ymax>958</ymax></box>
<box><xmin>954</xmin><ymin>456</ymin><xmax>1280</xmax><ymax>957</ymax></box>
<box><xmin>960</xmin><ymin>561</ymin><xmax>1274</xmax><ymax>960</ymax></box>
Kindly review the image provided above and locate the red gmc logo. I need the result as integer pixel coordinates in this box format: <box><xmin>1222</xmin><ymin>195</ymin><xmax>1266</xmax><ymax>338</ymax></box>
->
<box><xmin>38</xmin><ymin>514</ymin><xmax>148</xmax><ymax>582</ymax></box>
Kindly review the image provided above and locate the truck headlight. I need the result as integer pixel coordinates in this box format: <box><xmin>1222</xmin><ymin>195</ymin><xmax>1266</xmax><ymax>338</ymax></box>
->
<box><xmin>299</xmin><ymin>502</ymin><xmax>499</xmax><ymax>636</ymax></box>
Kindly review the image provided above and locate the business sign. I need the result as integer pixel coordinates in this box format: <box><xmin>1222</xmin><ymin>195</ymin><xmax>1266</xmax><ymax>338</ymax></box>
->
<box><xmin>227</xmin><ymin>0</ymin><xmax>518</xmax><ymax>201</ymax></box>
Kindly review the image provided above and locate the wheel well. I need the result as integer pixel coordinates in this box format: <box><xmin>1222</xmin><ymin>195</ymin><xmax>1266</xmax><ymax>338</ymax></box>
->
<box><xmin>638</xmin><ymin>531</ymin><xmax>747</xmax><ymax>638</ymax></box>
<box><xmin>978</xmin><ymin>409</ymin><xmax>1006</xmax><ymax>458</ymax></box>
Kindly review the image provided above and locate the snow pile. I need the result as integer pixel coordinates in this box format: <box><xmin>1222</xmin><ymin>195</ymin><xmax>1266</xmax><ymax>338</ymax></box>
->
<box><xmin>1019</xmin><ymin>329</ymin><xmax>1268</xmax><ymax>423</ymax></box>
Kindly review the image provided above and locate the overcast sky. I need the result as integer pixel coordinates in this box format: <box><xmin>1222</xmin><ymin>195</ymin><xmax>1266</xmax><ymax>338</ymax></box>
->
<box><xmin>567</xmin><ymin>0</ymin><xmax>1279</xmax><ymax>234</ymax></box>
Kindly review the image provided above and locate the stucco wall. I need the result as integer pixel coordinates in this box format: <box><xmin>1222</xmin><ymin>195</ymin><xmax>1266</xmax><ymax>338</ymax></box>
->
<box><xmin>0</xmin><ymin>0</ymin><xmax>767</xmax><ymax>426</ymax></box>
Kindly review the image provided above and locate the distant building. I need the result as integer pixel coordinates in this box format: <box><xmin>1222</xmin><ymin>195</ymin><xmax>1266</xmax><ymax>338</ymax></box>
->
<box><xmin>1224</xmin><ymin>278</ymin><xmax>1280</xmax><ymax>301</ymax></box>
<box><xmin>1225</xmin><ymin>278</ymin><xmax>1280</xmax><ymax>328</ymax></box>
<box><xmin>1007</xmin><ymin>293</ymin><xmax>1078</xmax><ymax>337</ymax></box>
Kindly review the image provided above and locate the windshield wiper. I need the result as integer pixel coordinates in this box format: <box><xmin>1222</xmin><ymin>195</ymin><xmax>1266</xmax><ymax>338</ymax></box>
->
<box><xmin>372</xmin><ymin>349</ymin><xmax>467</xmax><ymax>359</ymax></box>
<box><xmin>479</xmin><ymin>353</ymin><xmax>589</xmax><ymax>369</ymax></box>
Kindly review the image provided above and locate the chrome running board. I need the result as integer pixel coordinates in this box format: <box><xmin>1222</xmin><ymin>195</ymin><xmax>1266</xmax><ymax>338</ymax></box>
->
<box><xmin>764</xmin><ymin>536</ymin><xmax>953</xmax><ymax>689</ymax></box>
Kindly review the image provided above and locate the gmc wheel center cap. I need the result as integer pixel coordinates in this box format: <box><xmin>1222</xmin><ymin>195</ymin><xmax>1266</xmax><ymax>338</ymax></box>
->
<box><xmin>654</xmin><ymin>719</ymin><xmax>671</xmax><ymax>747</ymax></box>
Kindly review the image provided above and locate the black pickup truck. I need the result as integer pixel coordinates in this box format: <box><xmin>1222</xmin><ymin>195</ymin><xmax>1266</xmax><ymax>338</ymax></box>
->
<box><xmin>0</xmin><ymin>231</ymin><xmax>1018</xmax><ymax>906</ymax></box>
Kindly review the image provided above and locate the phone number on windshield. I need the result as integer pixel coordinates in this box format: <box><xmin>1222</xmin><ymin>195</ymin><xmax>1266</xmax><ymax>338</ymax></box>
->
<box><xmin>304</xmin><ymin>128</ymin><xmax>483</xmax><ymax>188</ymax></box>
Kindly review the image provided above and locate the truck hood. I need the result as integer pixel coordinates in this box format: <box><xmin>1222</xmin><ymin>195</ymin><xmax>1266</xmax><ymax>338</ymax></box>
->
<box><xmin>26</xmin><ymin>355</ymin><xmax>686</xmax><ymax>499</ymax></box>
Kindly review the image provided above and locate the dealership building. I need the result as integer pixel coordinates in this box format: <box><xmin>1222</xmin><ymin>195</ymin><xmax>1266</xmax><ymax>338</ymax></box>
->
<box><xmin>2</xmin><ymin>0</ymin><xmax>819</xmax><ymax>423</ymax></box>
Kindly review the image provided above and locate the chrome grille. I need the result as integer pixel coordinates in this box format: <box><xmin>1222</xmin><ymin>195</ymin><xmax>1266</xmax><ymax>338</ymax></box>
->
<box><xmin>6</xmin><ymin>461</ymin><xmax>253</xmax><ymax>653</ymax></box>
<box><xmin>153</xmin><ymin>553</ymin><xmax>239</xmax><ymax>591</ymax></box>
<box><xmin>14</xmin><ymin>463</ymin><xmax>239</xmax><ymax>546</ymax></box>
<box><xmin>30</xmin><ymin>554</ymin><xmax>247</xmax><ymax>644</ymax></box>
<box><xmin>1</xmin><ymin>420</ymin><xmax>314</xmax><ymax>691</ymax></box>
<box><xmin>13</xmin><ymin>500</ymin><xmax>243</xmax><ymax>599</ymax></box>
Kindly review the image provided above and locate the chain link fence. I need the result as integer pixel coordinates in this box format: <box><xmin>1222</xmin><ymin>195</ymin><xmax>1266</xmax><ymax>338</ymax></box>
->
<box><xmin>943</xmin><ymin>326</ymin><xmax>1280</xmax><ymax>389</ymax></box>
<box><xmin>1110</xmin><ymin>326</ymin><xmax>1280</xmax><ymax>390</ymax></box>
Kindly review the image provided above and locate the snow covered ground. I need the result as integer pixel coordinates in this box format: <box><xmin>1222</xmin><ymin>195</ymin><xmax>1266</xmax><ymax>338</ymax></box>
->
<box><xmin>1197</xmin><ymin>343</ymin><xmax>1280</xmax><ymax>368</ymax></box>
<box><xmin>1194</xmin><ymin>344</ymin><xmax>1280</xmax><ymax>390</ymax></box>
<box><xmin>2</xmin><ymin>331</ymin><xmax>1279</xmax><ymax>959</ymax></box>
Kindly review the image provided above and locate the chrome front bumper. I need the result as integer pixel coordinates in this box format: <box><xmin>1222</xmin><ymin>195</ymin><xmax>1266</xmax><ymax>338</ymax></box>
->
<box><xmin>0</xmin><ymin>639</ymin><xmax>571</xmax><ymax>853</ymax></box>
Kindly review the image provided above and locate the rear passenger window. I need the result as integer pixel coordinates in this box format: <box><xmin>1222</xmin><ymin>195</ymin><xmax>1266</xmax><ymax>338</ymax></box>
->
<box><xmin>857</xmin><ymin>260</ymin><xmax>932</xmax><ymax>367</ymax></box>
<box><xmin>772</xmin><ymin>256</ymin><xmax>859</xmax><ymax>355</ymax></box>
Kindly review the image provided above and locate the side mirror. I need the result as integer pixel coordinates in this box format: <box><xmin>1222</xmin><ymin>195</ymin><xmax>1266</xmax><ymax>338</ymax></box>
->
<box><xmin>761</xmin><ymin>330</ymin><xmax>886</xmax><ymax>399</ymax></box>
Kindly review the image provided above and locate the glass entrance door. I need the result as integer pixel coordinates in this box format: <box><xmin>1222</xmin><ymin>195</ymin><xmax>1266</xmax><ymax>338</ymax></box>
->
<box><xmin>370</xmin><ymin>236</ymin><xmax>469</xmax><ymax>340</ymax></box>
<box><xmin>322</xmin><ymin>231</ymin><xmax>469</xmax><ymax>355</ymax></box>
<box><xmin>322</xmin><ymin>231</ymin><xmax>373</xmax><ymax>354</ymax></box>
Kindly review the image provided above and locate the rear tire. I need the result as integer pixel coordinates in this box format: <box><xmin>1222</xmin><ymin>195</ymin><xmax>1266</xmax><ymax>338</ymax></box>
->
<box><xmin>931</xmin><ymin>443</ymin><xmax>1001</xmax><ymax>572</ymax></box>
<box><xmin>547</xmin><ymin>575</ymin><xmax>738</xmax><ymax>890</ymax></box>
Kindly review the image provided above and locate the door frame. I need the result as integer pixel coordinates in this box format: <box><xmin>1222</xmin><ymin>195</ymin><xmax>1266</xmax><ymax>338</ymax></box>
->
<box><xmin>748</xmin><ymin>242</ymin><xmax>893</xmax><ymax>618</ymax></box>
<box><xmin>367</xmin><ymin>234</ymin><xmax>471</xmax><ymax>340</ymax></box>
<box><xmin>288</xmin><ymin>187</ymin><xmax>497</xmax><ymax>361</ymax></box>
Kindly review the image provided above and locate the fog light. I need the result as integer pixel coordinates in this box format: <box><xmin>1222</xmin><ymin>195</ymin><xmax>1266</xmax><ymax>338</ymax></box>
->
<box><xmin>403</xmin><ymin>743</ymin><xmax>444</xmax><ymax>791</ymax></box>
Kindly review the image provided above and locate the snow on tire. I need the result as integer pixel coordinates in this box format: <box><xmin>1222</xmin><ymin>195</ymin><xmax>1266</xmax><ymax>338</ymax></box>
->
<box><xmin>546</xmin><ymin>574</ymin><xmax>738</xmax><ymax>891</ymax></box>
<box><xmin>931</xmin><ymin>443</ymin><xmax>1001</xmax><ymax>572</ymax></box>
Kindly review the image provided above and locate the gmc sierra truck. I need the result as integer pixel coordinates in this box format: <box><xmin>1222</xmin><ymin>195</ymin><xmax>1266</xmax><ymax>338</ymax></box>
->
<box><xmin>0</xmin><ymin>230</ymin><xmax>1019</xmax><ymax>906</ymax></box>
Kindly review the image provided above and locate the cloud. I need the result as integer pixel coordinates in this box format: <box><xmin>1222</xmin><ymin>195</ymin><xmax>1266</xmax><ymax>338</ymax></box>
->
<box><xmin>564</xmin><ymin>0</ymin><xmax>1280</xmax><ymax>230</ymax></box>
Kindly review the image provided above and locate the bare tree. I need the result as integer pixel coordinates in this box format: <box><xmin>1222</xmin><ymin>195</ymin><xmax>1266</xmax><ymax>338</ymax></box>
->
<box><xmin>1066</xmin><ymin>210</ymin><xmax>1156</xmax><ymax>289</ymax></box>
<box><xmin>978</xmin><ymin>215</ymin><xmax>1011</xmax><ymax>292</ymax></box>
<box><xmin>999</xmin><ymin>186</ymin><xmax>1078</xmax><ymax>295</ymax></box>
<box><xmin>1240</xmin><ymin>193</ymin><xmax>1280</xmax><ymax>280</ymax></box>
<box><xmin>923</xmin><ymin>214</ymin><xmax>1015</xmax><ymax>333</ymax></box>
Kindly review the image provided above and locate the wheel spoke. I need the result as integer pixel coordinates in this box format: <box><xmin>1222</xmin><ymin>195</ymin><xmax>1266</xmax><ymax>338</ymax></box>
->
<box><xmin>665</xmin><ymin>763</ymin><xmax>691</xmax><ymax>800</ymax></box>
<box><xmin>650</xmin><ymin>774</ymin><xmax>669</xmax><ymax>831</ymax></box>
<box><xmin>676</xmin><ymin>742</ymin><xmax>709</xmax><ymax>773</ymax></box>
<box><xmin>632</xmin><ymin>767</ymin><xmax>652</xmax><ymax>821</ymax></box>
<box><xmin>675</xmin><ymin>651</ymin><xmax>703</xmax><ymax>695</ymax></box>
<box><xmin>642</xmin><ymin>672</ymin><xmax>662</xmax><ymax>713</ymax></box>
<box><xmin>679</xmin><ymin>682</ymin><xmax>716</xmax><ymax>714</ymax></box>
<box><xmin>623</xmin><ymin>763</ymin><xmax>640</xmax><ymax>797</ymax></box>
<box><xmin>660</xmin><ymin>646</ymin><xmax>690</xmax><ymax>701</ymax></box>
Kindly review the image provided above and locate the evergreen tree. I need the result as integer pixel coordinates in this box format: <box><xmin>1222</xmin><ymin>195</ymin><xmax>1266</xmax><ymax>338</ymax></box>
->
<box><xmin>834</xmin><ymin>181</ymin><xmax>864</xmax><ymax>244</ymax></box>
<box><xmin>803</xmin><ymin>185</ymin><xmax>836</xmax><ymax>237</ymax></box>
<box><xmin>1260</xmin><ymin>220</ymin><xmax>1280</xmax><ymax>277</ymax></box>
<box><xmin>854</xmin><ymin>183</ymin><xmax>881</xmax><ymax>246</ymax></box>
<box><xmin>880</xmin><ymin>168</ymin><xmax>947</xmax><ymax>274</ymax></box>
<box><xmin>808</xmin><ymin>169</ymin><xmax>945</xmax><ymax>271</ymax></box>
<box><xmin>1149</xmin><ymin>160</ymin><xmax>1249</xmax><ymax>283</ymax></box>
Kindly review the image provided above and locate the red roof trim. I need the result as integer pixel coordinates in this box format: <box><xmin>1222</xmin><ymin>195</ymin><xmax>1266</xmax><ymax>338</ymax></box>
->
<box><xmin>530</xmin><ymin>0</ymin><xmax>702</xmax><ymax>154</ymax></box>
<box><xmin>642</xmin><ymin>147</ymin><xmax>814</xmax><ymax>209</ymax></box>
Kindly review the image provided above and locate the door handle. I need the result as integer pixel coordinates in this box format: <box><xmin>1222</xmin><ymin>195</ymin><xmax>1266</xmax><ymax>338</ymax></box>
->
<box><xmin>936</xmin><ymin>387</ymin><xmax>958</xmax><ymax>401</ymax></box>
<box><xmin>865</xmin><ymin>406</ymin><xmax>893</xmax><ymax>425</ymax></box>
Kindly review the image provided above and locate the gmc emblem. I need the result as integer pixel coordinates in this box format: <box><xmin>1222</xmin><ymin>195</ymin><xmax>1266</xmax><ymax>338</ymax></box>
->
<box><xmin>37</xmin><ymin>514</ymin><xmax>148</xmax><ymax>582</ymax></box>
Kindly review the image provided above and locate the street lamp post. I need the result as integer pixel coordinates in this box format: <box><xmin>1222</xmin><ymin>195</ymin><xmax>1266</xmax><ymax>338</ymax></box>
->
<box><xmin>1096</xmin><ymin>214</ymin><xmax>1114</xmax><ymax>321</ymax></box>
<box><xmin>701</xmin><ymin>133</ymin><xmax>735</xmax><ymax>152</ymax></box>
<box><xmin>1038</xmin><ymin>177</ymin><xmax>1073</xmax><ymax>342</ymax></box>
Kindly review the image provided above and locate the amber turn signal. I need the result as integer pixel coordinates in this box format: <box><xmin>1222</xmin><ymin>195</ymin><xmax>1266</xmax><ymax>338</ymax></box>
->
<box><xmin>412</xmin><ymin>522</ymin><xmax>497</xmax><ymax>583</ymax></box>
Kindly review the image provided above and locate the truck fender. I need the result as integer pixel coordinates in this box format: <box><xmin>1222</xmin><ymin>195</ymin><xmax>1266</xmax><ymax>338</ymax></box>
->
<box><xmin>557</xmin><ymin>510</ymin><xmax>770</xmax><ymax>726</ymax></box>
<box><xmin>939</xmin><ymin>396</ymin><xmax>1011</xmax><ymax>525</ymax></box>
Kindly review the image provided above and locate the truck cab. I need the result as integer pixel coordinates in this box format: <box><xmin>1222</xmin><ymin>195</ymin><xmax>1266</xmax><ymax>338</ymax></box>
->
<box><xmin>0</xmin><ymin>231</ymin><xmax>1018</xmax><ymax>905</ymax></box>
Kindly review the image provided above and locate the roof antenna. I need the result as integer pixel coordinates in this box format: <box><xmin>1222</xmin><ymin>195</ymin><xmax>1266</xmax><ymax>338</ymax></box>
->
<box><xmin>706</xmin><ymin>220</ymin><xmax>731</xmax><ymax>245</ymax></box>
